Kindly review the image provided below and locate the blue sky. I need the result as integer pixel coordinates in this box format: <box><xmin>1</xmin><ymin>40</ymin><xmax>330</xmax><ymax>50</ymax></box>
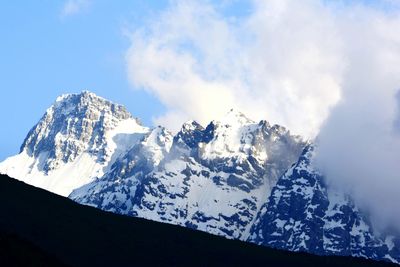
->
<box><xmin>0</xmin><ymin>1</ymin><xmax>168</xmax><ymax>160</ymax></box>
<box><xmin>0</xmin><ymin>0</ymin><xmax>398</xmax><ymax>161</ymax></box>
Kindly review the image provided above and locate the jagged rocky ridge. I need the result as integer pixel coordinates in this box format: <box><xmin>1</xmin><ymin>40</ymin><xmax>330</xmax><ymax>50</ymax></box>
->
<box><xmin>71</xmin><ymin>111</ymin><xmax>304</xmax><ymax>240</ymax></box>
<box><xmin>0</xmin><ymin>91</ymin><xmax>399</xmax><ymax>264</ymax></box>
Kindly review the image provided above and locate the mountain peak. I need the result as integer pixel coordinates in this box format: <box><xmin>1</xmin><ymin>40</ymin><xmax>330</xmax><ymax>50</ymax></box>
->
<box><xmin>19</xmin><ymin>91</ymin><xmax>135</xmax><ymax>173</ymax></box>
<box><xmin>225</xmin><ymin>108</ymin><xmax>250</xmax><ymax>118</ymax></box>
<box><xmin>50</xmin><ymin>91</ymin><xmax>132</xmax><ymax>121</ymax></box>
<box><xmin>181</xmin><ymin>120</ymin><xmax>204</xmax><ymax>132</ymax></box>
<box><xmin>55</xmin><ymin>90</ymin><xmax>101</xmax><ymax>102</ymax></box>
<box><xmin>218</xmin><ymin>109</ymin><xmax>254</xmax><ymax>126</ymax></box>
<box><xmin>77</xmin><ymin>90</ymin><xmax>108</xmax><ymax>102</ymax></box>
<box><xmin>0</xmin><ymin>91</ymin><xmax>149</xmax><ymax>196</ymax></box>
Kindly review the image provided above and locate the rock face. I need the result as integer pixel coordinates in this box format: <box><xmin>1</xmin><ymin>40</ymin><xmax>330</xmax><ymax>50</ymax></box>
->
<box><xmin>249</xmin><ymin>146</ymin><xmax>400</xmax><ymax>263</ymax></box>
<box><xmin>21</xmin><ymin>91</ymin><xmax>134</xmax><ymax>172</ymax></box>
<box><xmin>1</xmin><ymin>91</ymin><xmax>399</xmax><ymax>264</ymax></box>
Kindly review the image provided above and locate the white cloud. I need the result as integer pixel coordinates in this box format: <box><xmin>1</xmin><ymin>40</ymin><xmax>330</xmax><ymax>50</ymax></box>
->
<box><xmin>125</xmin><ymin>0</ymin><xmax>400</xmax><ymax>228</ymax></box>
<box><xmin>61</xmin><ymin>0</ymin><xmax>91</xmax><ymax>17</ymax></box>
<box><xmin>125</xmin><ymin>0</ymin><xmax>344</xmax><ymax>136</ymax></box>
<box><xmin>314</xmin><ymin>4</ymin><xmax>400</xmax><ymax>230</ymax></box>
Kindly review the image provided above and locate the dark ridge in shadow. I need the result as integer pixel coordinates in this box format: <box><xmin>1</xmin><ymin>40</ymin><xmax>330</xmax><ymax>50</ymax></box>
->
<box><xmin>0</xmin><ymin>174</ymin><xmax>396</xmax><ymax>267</ymax></box>
<box><xmin>0</xmin><ymin>230</ymin><xmax>70</xmax><ymax>267</ymax></box>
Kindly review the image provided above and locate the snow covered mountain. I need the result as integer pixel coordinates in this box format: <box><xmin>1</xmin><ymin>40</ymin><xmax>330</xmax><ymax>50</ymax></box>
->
<box><xmin>71</xmin><ymin>109</ymin><xmax>305</xmax><ymax>240</ymax></box>
<box><xmin>0</xmin><ymin>91</ymin><xmax>149</xmax><ymax>196</ymax></box>
<box><xmin>1</xmin><ymin>91</ymin><xmax>399</xmax><ymax>264</ymax></box>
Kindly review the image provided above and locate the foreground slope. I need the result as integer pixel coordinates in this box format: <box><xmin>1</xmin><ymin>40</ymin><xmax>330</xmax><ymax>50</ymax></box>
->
<box><xmin>0</xmin><ymin>174</ymin><xmax>395</xmax><ymax>267</ymax></box>
<box><xmin>0</xmin><ymin>231</ymin><xmax>69</xmax><ymax>267</ymax></box>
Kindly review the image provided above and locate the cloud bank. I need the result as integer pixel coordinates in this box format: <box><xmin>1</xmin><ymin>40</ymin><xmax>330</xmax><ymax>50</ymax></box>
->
<box><xmin>126</xmin><ymin>0</ymin><xmax>344</xmax><ymax>137</ymax></box>
<box><xmin>315</xmin><ymin>4</ymin><xmax>400</xmax><ymax>229</ymax></box>
<box><xmin>126</xmin><ymin>0</ymin><xmax>400</xmax><ymax>230</ymax></box>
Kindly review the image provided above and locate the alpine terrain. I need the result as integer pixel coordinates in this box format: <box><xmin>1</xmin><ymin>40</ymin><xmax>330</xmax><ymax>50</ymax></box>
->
<box><xmin>1</xmin><ymin>91</ymin><xmax>399</xmax><ymax>264</ymax></box>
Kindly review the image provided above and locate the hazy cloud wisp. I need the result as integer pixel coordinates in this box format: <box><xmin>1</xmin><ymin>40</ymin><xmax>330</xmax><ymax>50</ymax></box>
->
<box><xmin>61</xmin><ymin>0</ymin><xmax>91</xmax><ymax>17</ymax></box>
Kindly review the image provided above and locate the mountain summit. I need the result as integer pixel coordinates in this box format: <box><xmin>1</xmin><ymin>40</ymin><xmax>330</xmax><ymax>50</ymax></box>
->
<box><xmin>0</xmin><ymin>91</ymin><xmax>149</xmax><ymax>195</ymax></box>
<box><xmin>1</xmin><ymin>91</ymin><xmax>399</xmax><ymax>264</ymax></box>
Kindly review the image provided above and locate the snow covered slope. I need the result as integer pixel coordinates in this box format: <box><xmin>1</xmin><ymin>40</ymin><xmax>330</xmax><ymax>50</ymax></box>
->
<box><xmin>249</xmin><ymin>146</ymin><xmax>400</xmax><ymax>263</ymax></box>
<box><xmin>0</xmin><ymin>91</ymin><xmax>149</xmax><ymax>196</ymax></box>
<box><xmin>71</xmin><ymin>109</ymin><xmax>306</xmax><ymax>240</ymax></box>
